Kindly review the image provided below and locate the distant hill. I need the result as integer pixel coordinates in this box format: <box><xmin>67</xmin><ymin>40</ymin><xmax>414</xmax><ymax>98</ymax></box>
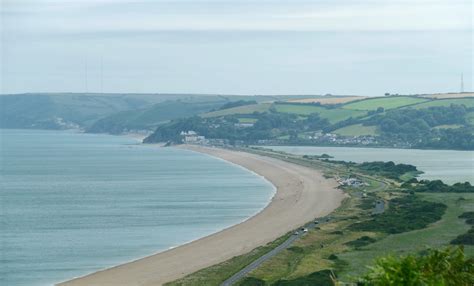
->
<box><xmin>145</xmin><ymin>94</ymin><xmax>474</xmax><ymax>150</ymax></box>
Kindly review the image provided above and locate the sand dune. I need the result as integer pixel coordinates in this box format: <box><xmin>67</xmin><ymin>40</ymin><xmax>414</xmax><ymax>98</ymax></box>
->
<box><xmin>58</xmin><ymin>146</ymin><xmax>344</xmax><ymax>286</ymax></box>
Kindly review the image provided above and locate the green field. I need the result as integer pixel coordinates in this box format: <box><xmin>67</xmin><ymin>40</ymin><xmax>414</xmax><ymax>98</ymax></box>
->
<box><xmin>432</xmin><ymin>124</ymin><xmax>463</xmax><ymax>130</ymax></box>
<box><xmin>411</xmin><ymin>98</ymin><xmax>474</xmax><ymax>109</ymax></box>
<box><xmin>201</xmin><ymin>103</ymin><xmax>272</xmax><ymax>118</ymax></box>
<box><xmin>342</xmin><ymin>96</ymin><xmax>428</xmax><ymax>111</ymax></box>
<box><xmin>274</xmin><ymin>103</ymin><xmax>367</xmax><ymax>123</ymax></box>
<box><xmin>466</xmin><ymin>112</ymin><xmax>474</xmax><ymax>125</ymax></box>
<box><xmin>333</xmin><ymin>124</ymin><xmax>378</xmax><ymax>136</ymax></box>
<box><xmin>338</xmin><ymin>193</ymin><xmax>474</xmax><ymax>279</ymax></box>
<box><xmin>238</xmin><ymin>118</ymin><xmax>258</xmax><ymax>123</ymax></box>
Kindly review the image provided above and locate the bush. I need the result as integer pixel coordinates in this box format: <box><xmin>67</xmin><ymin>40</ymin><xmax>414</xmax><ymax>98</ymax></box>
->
<box><xmin>345</xmin><ymin>236</ymin><xmax>376</xmax><ymax>248</ymax></box>
<box><xmin>274</xmin><ymin>270</ymin><xmax>335</xmax><ymax>286</ymax></box>
<box><xmin>238</xmin><ymin>277</ymin><xmax>266</xmax><ymax>286</ymax></box>
<box><xmin>356</xmin><ymin>247</ymin><xmax>474</xmax><ymax>286</ymax></box>
<box><xmin>350</xmin><ymin>196</ymin><xmax>447</xmax><ymax>234</ymax></box>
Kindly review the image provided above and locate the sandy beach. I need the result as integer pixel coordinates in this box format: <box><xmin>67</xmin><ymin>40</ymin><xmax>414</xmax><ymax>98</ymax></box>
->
<box><xmin>59</xmin><ymin>146</ymin><xmax>345</xmax><ymax>286</ymax></box>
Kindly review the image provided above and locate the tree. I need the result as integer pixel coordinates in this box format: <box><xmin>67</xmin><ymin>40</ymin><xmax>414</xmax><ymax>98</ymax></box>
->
<box><xmin>356</xmin><ymin>247</ymin><xmax>474</xmax><ymax>286</ymax></box>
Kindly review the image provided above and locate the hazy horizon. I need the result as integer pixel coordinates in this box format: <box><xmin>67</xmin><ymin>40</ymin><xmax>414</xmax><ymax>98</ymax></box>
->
<box><xmin>2</xmin><ymin>0</ymin><xmax>472</xmax><ymax>96</ymax></box>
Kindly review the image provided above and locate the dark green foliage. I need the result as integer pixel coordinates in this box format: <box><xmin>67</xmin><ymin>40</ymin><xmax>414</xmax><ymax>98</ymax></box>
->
<box><xmin>87</xmin><ymin>100</ymin><xmax>224</xmax><ymax>134</ymax></box>
<box><xmin>287</xmin><ymin>246</ymin><xmax>305</xmax><ymax>254</ymax></box>
<box><xmin>328</xmin><ymin>254</ymin><xmax>339</xmax><ymax>260</ymax></box>
<box><xmin>364</xmin><ymin>104</ymin><xmax>474</xmax><ymax>150</ymax></box>
<box><xmin>218</xmin><ymin>100</ymin><xmax>257</xmax><ymax>110</ymax></box>
<box><xmin>451</xmin><ymin>212</ymin><xmax>474</xmax><ymax>245</ymax></box>
<box><xmin>357</xmin><ymin>247</ymin><xmax>474</xmax><ymax>286</ymax></box>
<box><xmin>345</xmin><ymin>236</ymin><xmax>377</xmax><ymax>248</ymax></box>
<box><xmin>408</xmin><ymin>180</ymin><xmax>474</xmax><ymax>193</ymax></box>
<box><xmin>459</xmin><ymin>212</ymin><xmax>474</xmax><ymax>220</ymax></box>
<box><xmin>357</xmin><ymin>161</ymin><xmax>418</xmax><ymax>180</ymax></box>
<box><xmin>238</xmin><ymin>277</ymin><xmax>267</xmax><ymax>286</ymax></box>
<box><xmin>350</xmin><ymin>196</ymin><xmax>447</xmax><ymax>234</ymax></box>
<box><xmin>273</xmin><ymin>270</ymin><xmax>335</xmax><ymax>286</ymax></box>
<box><xmin>450</xmin><ymin>228</ymin><xmax>474</xmax><ymax>245</ymax></box>
<box><xmin>358</xmin><ymin>197</ymin><xmax>376</xmax><ymax>210</ymax></box>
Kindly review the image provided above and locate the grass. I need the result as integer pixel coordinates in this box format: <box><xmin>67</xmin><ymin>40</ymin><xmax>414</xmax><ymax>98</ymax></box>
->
<box><xmin>337</xmin><ymin>193</ymin><xmax>474</xmax><ymax>280</ymax></box>
<box><xmin>238</xmin><ymin>118</ymin><xmax>258</xmax><ymax>123</ymax></box>
<box><xmin>273</xmin><ymin>103</ymin><xmax>367</xmax><ymax>123</ymax></box>
<box><xmin>342</xmin><ymin>96</ymin><xmax>428</xmax><ymax>111</ymax></box>
<box><xmin>333</xmin><ymin>124</ymin><xmax>378</xmax><ymax>136</ymax></box>
<box><xmin>411</xmin><ymin>98</ymin><xmax>474</xmax><ymax>109</ymax></box>
<box><xmin>349</xmin><ymin>195</ymin><xmax>447</xmax><ymax>234</ymax></box>
<box><xmin>201</xmin><ymin>103</ymin><xmax>272</xmax><ymax>118</ymax></box>
<box><xmin>432</xmin><ymin>124</ymin><xmax>463</xmax><ymax>130</ymax></box>
<box><xmin>165</xmin><ymin>233</ymin><xmax>291</xmax><ymax>286</ymax></box>
<box><xmin>465</xmin><ymin>112</ymin><xmax>474</xmax><ymax>125</ymax></box>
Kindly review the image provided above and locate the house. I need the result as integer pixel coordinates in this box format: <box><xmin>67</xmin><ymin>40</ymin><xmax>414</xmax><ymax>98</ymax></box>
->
<box><xmin>180</xmin><ymin>131</ymin><xmax>206</xmax><ymax>144</ymax></box>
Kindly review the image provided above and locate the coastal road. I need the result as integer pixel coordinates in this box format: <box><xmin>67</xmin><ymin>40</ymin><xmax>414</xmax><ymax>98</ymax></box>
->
<box><xmin>220</xmin><ymin>152</ymin><xmax>390</xmax><ymax>285</ymax></box>
<box><xmin>221</xmin><ymin>217</ymin><xmax>330</xmax><ymax>286</ymax></box>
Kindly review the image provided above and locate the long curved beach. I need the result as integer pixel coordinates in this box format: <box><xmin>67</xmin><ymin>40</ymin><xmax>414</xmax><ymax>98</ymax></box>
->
<box><xmin>58</xmin><ymin>146</ymin><xmax>345</xmax><ymax>286</ymax></box>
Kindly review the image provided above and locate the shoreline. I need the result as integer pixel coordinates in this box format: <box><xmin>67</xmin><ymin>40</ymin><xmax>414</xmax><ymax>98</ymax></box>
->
<box><xmin>59</xmin><ymin>145</ymin><xmax>345</xmax><ymax>286</ymax></box>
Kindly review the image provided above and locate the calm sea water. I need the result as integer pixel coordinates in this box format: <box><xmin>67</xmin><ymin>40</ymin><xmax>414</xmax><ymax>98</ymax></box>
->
<box><xmin>267</xmin><ymin>146</ymin><xmax>474</xmax><ymax>184</ymax></box>
<box><xmin>0</xmin><ymin>129</ymin><xmax>274</xmax><ymax>286</ymax></box>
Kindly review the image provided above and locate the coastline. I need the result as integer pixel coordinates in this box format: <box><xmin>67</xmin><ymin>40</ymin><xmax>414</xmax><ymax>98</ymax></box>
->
<box><xmin>58</xmin><ymin>145</ymin><xmax>345</xmax><ymax>286</ymax></box>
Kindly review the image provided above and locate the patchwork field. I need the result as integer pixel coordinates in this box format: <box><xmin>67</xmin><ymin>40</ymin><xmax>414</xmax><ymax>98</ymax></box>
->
<box><xmin>411</xmin><ymin>98</ymin><xmax>474</xmax><ymax>109</ymax></box>
<box><xmin>342</xmin><ymin>96</ymin><xmax>428</xmax><ymax>111</ymax></box>
<box><xmin>419</xmin><ymin>92</ymin><xmax>474</xmax><ymax>99</ymax></box>
<box><xmin>201</xmin><ymin>103</ymin><xmax>272</xmax><ymax>118</ymax></box>
<box><xmin>274</xmin><ymin>103</ymin><xmax>367</xmax><ymax>123</ymax></box>
<box><xmin>288</xmin><ymin>96</ymin><xmax>366</xmax><ymax>105</ymax></box>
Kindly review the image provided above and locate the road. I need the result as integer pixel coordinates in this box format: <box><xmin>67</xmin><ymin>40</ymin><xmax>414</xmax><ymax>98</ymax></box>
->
<box><xmin>220</xmin><ymin>149</ymin><xmax>389</xmax><ymax>286</ymax></box>
<box><xmin>220</xmin><ymin>217</ymin><xmax>331</xmax><ymax>286</ymax></box>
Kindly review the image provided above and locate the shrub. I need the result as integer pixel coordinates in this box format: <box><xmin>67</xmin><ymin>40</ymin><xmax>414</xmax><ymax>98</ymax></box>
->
<box><xmin>350</xmin><ymin>196</ymin><xmax>447</xmax><ymax>234</ymax></box>
<box><xmin>356</xmin><ymin>247</ymin><xmax>474</xmax><ymax>286</ymax></box>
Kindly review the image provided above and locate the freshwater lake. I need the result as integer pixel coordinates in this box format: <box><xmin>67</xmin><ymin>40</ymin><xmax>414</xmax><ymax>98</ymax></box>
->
<box><xmin>0</xmin><ymin>129</ymin><xmax>274</xmax><ymax>286</ymax></box>
<box><xmin>266</xmin><ymin>146</ymin><xmax>474</xmax><ymax>184</ymax></box>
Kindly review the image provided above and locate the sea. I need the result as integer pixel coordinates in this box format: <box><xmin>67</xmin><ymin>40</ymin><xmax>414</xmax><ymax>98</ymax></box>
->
<box><xmin>0</xmin><ymin>129</ymin><xmax>275</xmax><ymax>286</ymax></box>
<box><xmin>266</xmin><ymin>146</ymin><xmax>474</xmax><ymax>184</ymax></box>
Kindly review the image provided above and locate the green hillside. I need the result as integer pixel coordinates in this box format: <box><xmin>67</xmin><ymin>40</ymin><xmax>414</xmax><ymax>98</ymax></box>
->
<box><xmin>201</xmin><ymin>103</ymin><xmax>272</xmax><ymax>118</ymax></box>
<box><xmin>342</xmin><ymin>96</ymin><xmax>428</xmax><ymax>111</ymax></box>
<box><xmin>87</xmin><ymin>100</ymin><xmax>225</xmax><ymax>134</ymax></box>
<box><xmin>411</xmin><ymin>98</ymin><xmax>474</xmax><ymax>109</ymax></box>
<box><xmin>274</xmin><ymin>103</ymin><xmax>367</xmax><ymax>123</ymax></box>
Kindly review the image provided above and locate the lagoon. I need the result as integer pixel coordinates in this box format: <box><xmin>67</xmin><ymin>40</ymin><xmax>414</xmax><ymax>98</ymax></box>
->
<box><xmin>266</xmin><ymin>146</ymin><xmax>474</xmax><ymax>184</ymax></box>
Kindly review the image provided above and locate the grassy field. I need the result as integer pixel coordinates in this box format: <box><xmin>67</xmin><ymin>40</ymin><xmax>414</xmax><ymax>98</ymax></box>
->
<box><xmin>342</xmin><ymin>96</ymin><xmax>428</xmax><ymax>111</ymax></box>
<box><xmin>337</xmin><ymin>193</ymin><xmax>474</xmax><ymax>280</ymax></box>
<box><xmin>165</xmin><ymin>234</ymin><xmax>291</xmax><ymax>286</ymax></box>
<box><xmin>201</xmin><ymin>103</ymin><xmax>272</xmax><ymax>118</ymax></box>
<box><xmin>411</xmin><ymin>98</ymin><xmax>474</xmax><ymax>109</ymax></box>
<box><xmin>432</xmin><ymin>124</ymin><xmax>463</xmax><ymax>130</ymax></box>
<box><xmin>288</xmin><ymin>96</ymin><xmax>366</xmax><ymax>105</ymax></box>
<box><xmin>274</xmin><ymin>103</ymin><xmax>367</xmax><ymax>123</ymax></box>
<box><xmin>466</xmin><ymin>112</ymin><xmax>474</xmax><ymax>125</ymax></box>
<box><xmin>238</xmin><ymin>117</ymin><xmax>258</xmax><ymax>123</ymax></box>
<box><xmin>333</xmin><ymin>124</ymin><xmax>378</xmax><ymax>136</ymax></box>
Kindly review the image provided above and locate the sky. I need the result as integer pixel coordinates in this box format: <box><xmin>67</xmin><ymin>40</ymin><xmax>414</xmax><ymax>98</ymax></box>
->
<box><xmin>1</xmin><ymin>0</ymin><xmax>473</xmax><ymax>96</ymax></box>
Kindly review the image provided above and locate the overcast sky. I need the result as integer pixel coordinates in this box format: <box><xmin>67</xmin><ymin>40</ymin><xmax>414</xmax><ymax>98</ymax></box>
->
<box><xmin>1</xmin><ymin>0</ymin><xmax>472</xmax><ymax>96</ymax></box>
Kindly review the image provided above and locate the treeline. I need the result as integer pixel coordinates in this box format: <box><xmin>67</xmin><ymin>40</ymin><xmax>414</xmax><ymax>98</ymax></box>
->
<box><xmin>144</xmin><ymin>103</ymin><xmax>474</xmax><ymax>150</ymax></box>
<box><xmin>350</xmin><ymin>195</ymin><xmax>447</xmax><ymax>234</ymax></box>
<box><xmin>402</xmin><ymin>179</ymin><xmax>474</xmax><ymax>193</ymax></box>
<box><xmin>323</xmin><ymin>160</ymin><xmax>419</xmax><ymax>181</ymax></box>
<box><xmin>217</xmin><ymin>100</ymin><xmax>257</xmax><ymax>110</ymax></box>
<box><xmin>144</xmin><ymin>112</ymin><xmax>331</xmax><ymax>143</ymax></box>
<box><xmin>364</xmin><ymin>104</ymin><xmax>474</xmax><ymax>150</ymax></box>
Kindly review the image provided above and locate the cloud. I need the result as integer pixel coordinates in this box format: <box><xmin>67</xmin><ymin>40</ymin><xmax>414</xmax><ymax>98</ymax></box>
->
<box><xmin>2</xmin><ymin>0</ymin><xmax>472</xmax><ymax>36</ymax></box>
